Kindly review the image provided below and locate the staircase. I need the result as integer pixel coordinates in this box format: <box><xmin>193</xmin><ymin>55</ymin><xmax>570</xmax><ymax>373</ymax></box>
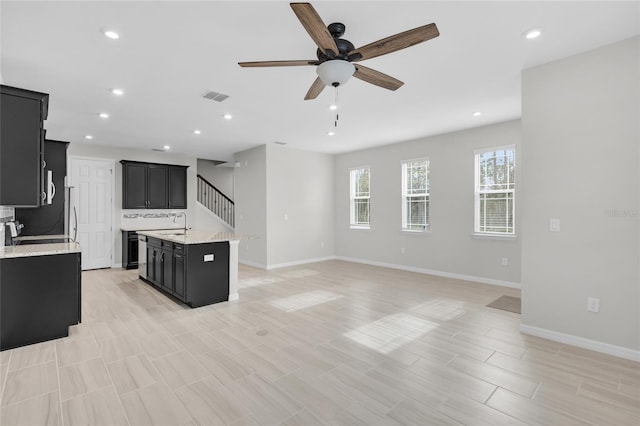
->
<box><xmin>197</xmin><ymin>174</ymin><xmax>234</xmax><ymax>228</ymax></box>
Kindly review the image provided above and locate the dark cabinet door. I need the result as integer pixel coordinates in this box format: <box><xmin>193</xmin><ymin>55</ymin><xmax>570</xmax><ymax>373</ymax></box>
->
<box><xmin>168</xmin><ymin>166</ymin><xmax>187</xmax><ymax>209</ymax></box>
<box><xmin>1</xmin><ymin>253</ymin><xmax>80</xmax><ymax>350</ymax></box>
<box><xmin>161</xmin><ymin>247</ymin><xmax>173</xmax><ymax>293</ymax></box>
<box><xmin>173</xmin><ymin>252</ymin><xmax>186</xmax><ymax>300</ymax></box>
<box><xmin>123</xmin><ymin>162</ymin><xmax>147</xmax><ymax>209</ymax></box>
<box><xmin>147</xmin><ymin>164</ymin><xmax>168</xmax><ymax>208</ymax></box>
<box><xmin>153</xmin><ymin>247</ymin><xmax>163</xmax><ymax>288</ymax></box>
<box><xmin>0</xmin><ymin>93</ymin><xmax>43</xmax><ymax>207</ymax></box>
<box><xmin>147</xmin><ymin>245</ymin><xmax>155</xmax><ymax>282</ymax></box>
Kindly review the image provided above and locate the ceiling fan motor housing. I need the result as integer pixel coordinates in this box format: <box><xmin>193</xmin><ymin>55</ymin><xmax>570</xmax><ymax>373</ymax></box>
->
<box><xmin>316</xmin><ymin>22</ymin><xmax>355</xmax><ymax>61</ymax></box>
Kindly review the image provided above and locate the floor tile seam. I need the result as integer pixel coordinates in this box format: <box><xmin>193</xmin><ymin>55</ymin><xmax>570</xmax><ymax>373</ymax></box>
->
<box><xmin>0</xmin><ymin>389</ymin><xmax>60</xmax><ymax>410</ymax></box>
<box><xmin>54</xmin><ymin>342</ymin><xmax>65</xmax><ymax>426</ymax></box>
<box><xmin>59</xmin><ymin>380</ymin><xmax>113</xmax><ymax>403</ymax></box>
<box><xmin>99</xmin><ymin>339</ymin><xmax>135</xmax><ymax>426</ymax></box>
<box><xmin>57</xmin><ymin>355</ymin><xmax>104</xmax><ymax>371</ymax></box>
<box><xmin>6</xmin><ymin>355</ymin><xmax>57</xmax><ymax>374</ymax></box>
<box><xmin>458</xmin><ymin>387</ymin><xmax>530</xmax><ymax>425</ymax></box>
<box><xmin>448</xmin><ymin>356</ymin><xmax>541</xmax><ymax>397</ymax></box>
<box><xmin>477</xmin><ymin>352</ymin><xmax>546</xmax><ymax>385</ymax></box>
<box><xmin>574</xmin><ymin>382</ymin><xmax>640</xmax><ymax>415</ymax></box>
<box><xmin>0</xmin><ymin>353</ymin><xmax>11</xmax><ymax>403</ymax></box>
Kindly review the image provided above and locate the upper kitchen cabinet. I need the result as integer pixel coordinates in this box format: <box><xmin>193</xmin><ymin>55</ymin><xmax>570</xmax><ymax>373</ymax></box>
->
<box><xmin>0</xmin><ymin>85</ymin><xmax>49</xmax><ymax>207</ymax></box>
<box><xmin>121</xmin><ymin>160</ymin><xmax>187</xmax><ymax>209</ymax></box>
<box><xmin>168</xmin><ymin>165</ymin><xmax>187</xmax><ymax>209</ymax></box>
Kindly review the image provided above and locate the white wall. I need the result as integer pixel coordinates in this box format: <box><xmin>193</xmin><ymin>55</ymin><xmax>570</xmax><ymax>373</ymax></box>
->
<box><xmin>521</xmin><ymin>37</ymin><xmax>639</xmax><ymax>357</ymax></box>
<box><xmin>233</xmin><ymin>144</ymin><xmax>335</xmax><ymax>269</ymax></box>
<box><xmin>266</xmin><ymin>144</ymin><xmax>335</xmax><ymax>267</ymax></box>
<box><xmin>334</xmin><ymin>120</ymin><xmax>522</xmax><ymax>287</ymax></box>
<box><xmin>67</xmin><ymin>143</ymin><xmax>196</xmax><ymax>266</ymax></box>
<box><xmin>234</xmin><ymin>145</ymin><xmax>267</xmax><ymax>267</ymax></box>
<box><xmin>196</xmin><ymin>159</ymin><xmax>234</xmax><ymax>200</ymax></box>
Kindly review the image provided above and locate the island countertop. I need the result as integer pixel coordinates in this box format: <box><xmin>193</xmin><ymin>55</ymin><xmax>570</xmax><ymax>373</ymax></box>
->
<box><xmin>0</xmin><ymin>242</ymin><xmax>82</xmax><ymax>259</ymax></box>
<box><xmin>136</xmin><ymin>229</ymin><xmax>252</xmax><ymax>245</ymax></box>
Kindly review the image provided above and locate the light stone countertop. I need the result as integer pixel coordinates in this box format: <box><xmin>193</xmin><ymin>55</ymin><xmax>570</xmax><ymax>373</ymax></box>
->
<box><xmin>137</xmin><ymin>229</ymin><xmax>253</xmax><ymax>245</ymax></box>
<box><xmin>120</xmin><ymin>226</ymin><xmax>184</xmax><ymax>232</ymax></box>
<box><xmin>15</xmin><ymin>234</ymin><xmax>69</xmax><ymax>241</ymax></box>
<box><xmin>0</xmin><ymin>242</ymin><xmax>82</xmax><ymax>259</ymax></box>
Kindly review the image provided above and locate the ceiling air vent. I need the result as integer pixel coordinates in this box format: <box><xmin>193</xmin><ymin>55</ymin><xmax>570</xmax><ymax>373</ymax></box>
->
<box><xmin>202</xmin><ymin>90</ymin><xmax>229</xmax><ymax>102</ymax></box>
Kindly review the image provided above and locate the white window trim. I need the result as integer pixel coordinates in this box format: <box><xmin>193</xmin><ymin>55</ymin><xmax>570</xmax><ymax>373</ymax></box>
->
<box><xmin>349</xmin><ymin>166</ymin><xmax>371</xmax><ymax>229</ymax></box>
<box><xmin>401</xmin><ymin>157</ymin><xmax>430</xmax><ymax>233</ymax></box>
<box><xmin>474</xmin><ymin>145</ymin><xmax>516</xmax><ymax>235</ymax></box>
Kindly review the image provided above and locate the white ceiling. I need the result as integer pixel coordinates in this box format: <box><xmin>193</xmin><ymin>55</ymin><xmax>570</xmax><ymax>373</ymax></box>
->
<box><xmin>1</xmin><ymin>1</ymin><xmax>638</xmax><ymax>162</ymax></box>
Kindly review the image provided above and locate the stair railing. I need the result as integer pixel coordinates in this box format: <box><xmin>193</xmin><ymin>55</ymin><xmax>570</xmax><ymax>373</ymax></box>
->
<box><xmin>197</xmin><ymin>174</ymin><xmax>234</xmax><ymax>228</ymax></box>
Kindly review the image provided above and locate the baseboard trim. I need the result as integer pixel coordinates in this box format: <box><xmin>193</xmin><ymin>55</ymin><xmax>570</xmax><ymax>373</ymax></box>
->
<box><xmin>520</xmin><ymin>324</ymin><xmax>640</xmax><ymax>362</ymax></box>
<box><xmin>335</xmin><ymin>256</ymin><xmax>521</xmax><ymax>289</ymax></box>
<box><xmin>266</xmin><ymin>256</ymin><xmax>337</xmax><ymax>270</ymax></box>
<box><xmin>228</xmin><ymin>293</ymin><xmax>239</xmax><ymax>302</ymax></box>
<box><xmin>239</xmin><ymin>259</ymin><xmax>267</xmax><ymax>269</ymax></box>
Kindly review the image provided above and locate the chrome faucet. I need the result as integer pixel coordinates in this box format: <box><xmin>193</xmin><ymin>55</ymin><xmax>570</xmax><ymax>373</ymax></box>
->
<box><xmin>173</xmin><ymin>212</ymin><xmax>188</xmax><ymax>233</ymax></box>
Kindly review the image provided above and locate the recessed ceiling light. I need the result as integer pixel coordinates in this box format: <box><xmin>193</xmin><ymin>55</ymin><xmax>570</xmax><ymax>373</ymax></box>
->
<box><xmin>223</xmin><ymin>114</ymin><xmax>233</xmax><ymax>120</ymax></box>
<box><xmin>111</xmin><ymin>88</ymin><xmax>124</xmax><ymax>96</ymax></box>
<box><xmin>104</xmin><ymin>30</ymin><xmax>119</xmax><ymax>40</ymax></box>
<box><xmin>85</xmin><ymin>135</ymin><xmax>93</xmax><ymax>140</ymax></box>
<box><xmin>163</xmin><ymin>145</ymin><xmax>171</xmax><ymax>150</ymax></box>
<box><xmin>472</xmin><ymin>111</ymin><xmax>482</xmax><ymax>117</ymax></box>
<box><xmin>193</xmin><ymin>130</ymin><xmax>201</xmax><ymax>135</ymax></box>
<box><xmin>329</xmin><ymin>104</ymin><xmax>338</xmax><ymax>111</ymax></box>
<box><xmin>522</xmin><ymin>28</ymin><xmax>542</xmax><ymax>40</ymax></box>
<box><xmin>98</xmin><ymin>112</ymin><xmax>109</xmax><ymax>119</ymax></box>
<box><xmin>328</xmin><ymin>131</ymin><xmax>335</xmax><ymax>136</ymax></box>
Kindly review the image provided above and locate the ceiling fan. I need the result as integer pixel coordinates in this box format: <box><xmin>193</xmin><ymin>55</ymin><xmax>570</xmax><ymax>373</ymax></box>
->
<box><xmin>238</xmin><ymin>2</ymin><xmax>440</xmax><ymax>100</ymax></box>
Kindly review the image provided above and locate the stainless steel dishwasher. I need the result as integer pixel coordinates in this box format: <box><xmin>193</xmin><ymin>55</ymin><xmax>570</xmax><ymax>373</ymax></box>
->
<box><xmin>138</xmin><ymin>234</ymin><xmax>147</xmax><ymax>279</ymax></box>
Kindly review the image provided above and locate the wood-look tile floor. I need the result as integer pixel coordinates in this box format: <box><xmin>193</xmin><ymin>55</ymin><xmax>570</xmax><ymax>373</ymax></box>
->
<box><xmin>1</xmin><ymin>260</ymin><xmax>638</xmax><ymax>425</ymax></box>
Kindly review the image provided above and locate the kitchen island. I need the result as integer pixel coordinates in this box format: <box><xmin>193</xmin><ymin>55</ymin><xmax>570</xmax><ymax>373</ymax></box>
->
<box><xmin>136</xmin><ymin>230</ymin><xmax>243</xmax><ymax>308</ymax></box>
<box><xmin>0</xmin><ymin>241</ymin><xmax>81</xmax><ymax>350</ymax></box>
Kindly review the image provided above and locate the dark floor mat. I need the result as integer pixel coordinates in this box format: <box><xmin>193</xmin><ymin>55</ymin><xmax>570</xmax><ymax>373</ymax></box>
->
<box><xmin>486</xmin><ymin>295</ymin><xmax>521</xmax><ymax>314</ymax></box>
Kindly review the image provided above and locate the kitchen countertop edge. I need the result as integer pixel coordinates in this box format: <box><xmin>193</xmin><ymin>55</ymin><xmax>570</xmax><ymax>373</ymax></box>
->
<box><xmin>0</xmin><ymin>242</ymin><xmax>82</xmax><ymax>259</ymax></box>
<box><xmin>137</xmin><ymin>229</ymin><xmax>250</xmax><ymax>245</ymax></box>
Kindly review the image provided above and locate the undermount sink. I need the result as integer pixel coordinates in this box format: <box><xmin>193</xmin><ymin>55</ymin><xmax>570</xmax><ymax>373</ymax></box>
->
<box><xmin>160</xmin><ymin>231</ymin><xmax>186</xmax><ymax>236</ymax></box>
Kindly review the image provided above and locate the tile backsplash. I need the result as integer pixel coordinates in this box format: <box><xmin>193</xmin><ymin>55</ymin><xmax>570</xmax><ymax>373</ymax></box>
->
<box><xmin>120</xmin><ymin>210</ymin><xmax>188</xmax><ymax>231</ymax></box>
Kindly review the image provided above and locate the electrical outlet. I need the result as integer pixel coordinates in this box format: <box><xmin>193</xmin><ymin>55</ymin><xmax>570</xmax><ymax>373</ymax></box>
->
<box><xmin>550</xmin><ymin>218</ymin><xmax>561</xmax><ymax>232</ymax></box>
<box><xmin>501</xmin><ymin>257</ymin><xmax>509</xmax><ymax>266</ymax></box>
<box><xmin>587</xmin><ymin>297</ymin><xmax>600</xmax><ymax>313</ymax></box>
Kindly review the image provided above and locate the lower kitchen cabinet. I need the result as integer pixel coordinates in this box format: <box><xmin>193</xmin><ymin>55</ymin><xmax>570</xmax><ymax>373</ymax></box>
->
<box><xmin>122</xmin><ymin>230</ymin><xmax>139</xmax><ymax>269</ymax></box>
<box><xmin>1</xmin><ymin>252</ymin><xmax>81</xmax><ymax>350</ymax></box>
<box><xmin>139</xmin><ymin>239</ymin><xmax>228</xmax><ymax>308</ymax></box>
<box><xmin>173</xmin><ymin>250</ymin><xmax>186</xmax><ymax>299</ymax></box>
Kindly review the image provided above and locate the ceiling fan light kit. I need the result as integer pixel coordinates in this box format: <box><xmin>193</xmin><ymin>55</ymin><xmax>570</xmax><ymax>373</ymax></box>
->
<box><xmin>239</xmin><ymin>2</ymin><xmax>439</xmax><ymax>100</ymax></box>
<box><xmin>316</xmin><ymin>60</ymin><xmax>355</xmax><ymax>87</ymax></box>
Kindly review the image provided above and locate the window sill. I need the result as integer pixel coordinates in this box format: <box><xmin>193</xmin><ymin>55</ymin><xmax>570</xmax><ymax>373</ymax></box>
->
<box><xmin>401</xmin><ymin>229</ymin><xmax>431</xmax><ymax>235</ymax></box>
<box><xmin>472</xmin><ymin>233</ymin><xmax>517</xmax><ymax>241</ymax></box>
<box><xmin>350</xmin><ymin>225</ymin><xmax>371</xmax><ymax>231</ymax></box>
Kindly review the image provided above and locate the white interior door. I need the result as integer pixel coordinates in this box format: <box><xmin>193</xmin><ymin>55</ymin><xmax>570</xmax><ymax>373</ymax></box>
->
<box><xmin>70</xmin><ymin>157</ymin><xmax>113</xmax><ymax>270</ymax></box>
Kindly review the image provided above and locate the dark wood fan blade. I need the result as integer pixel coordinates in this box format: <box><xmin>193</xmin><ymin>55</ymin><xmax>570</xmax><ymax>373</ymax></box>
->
<box><xmin>354</xmin><ymin>64</ymin><xmax>404</xmax><ymax>91</ymax></box>
<box><xmin>290</xmin><ymin>3</ymin><xmax>338</xmax><ymax>57</ymax></box>
<box><xmin>304</xmin><ymin>77</ymin><xmax>325</xmax><ymax>100</ymax></box>
<box><xmin>349</xmin><ymin>23</ymin><xmax>439</xmax><ymax>62</ymax></box>
<box><xmin>238</xmin><ymin>60</ymin><xmax>319</xmax><ymax>67</ymax></box>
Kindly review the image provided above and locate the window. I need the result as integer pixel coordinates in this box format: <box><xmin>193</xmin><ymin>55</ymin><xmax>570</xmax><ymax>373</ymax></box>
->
<box><xmin>402</xmin><ymin>158</ymin><xmax>429</xmax><ymax>231</ymax></box>
<box><xmin>474</xmin><ymin>146</ymin><xmax>515</xmax><ymax>234</ymax></box>
<box><xmin>350</xmin><ymin>167</ymin><xmax>370</xmax><ymax>228</ymax></box>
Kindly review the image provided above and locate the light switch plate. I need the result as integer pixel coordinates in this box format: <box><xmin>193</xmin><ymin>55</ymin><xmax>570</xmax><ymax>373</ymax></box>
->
<box><xmin>550</xmin><ymin>218</ymin><xmax>561</xmax><ymax>232</ymax></box>
<box><xmin>204</xmin><ymin>254</ymin><xmax>214</xmax><ymax>262</ymax></box>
